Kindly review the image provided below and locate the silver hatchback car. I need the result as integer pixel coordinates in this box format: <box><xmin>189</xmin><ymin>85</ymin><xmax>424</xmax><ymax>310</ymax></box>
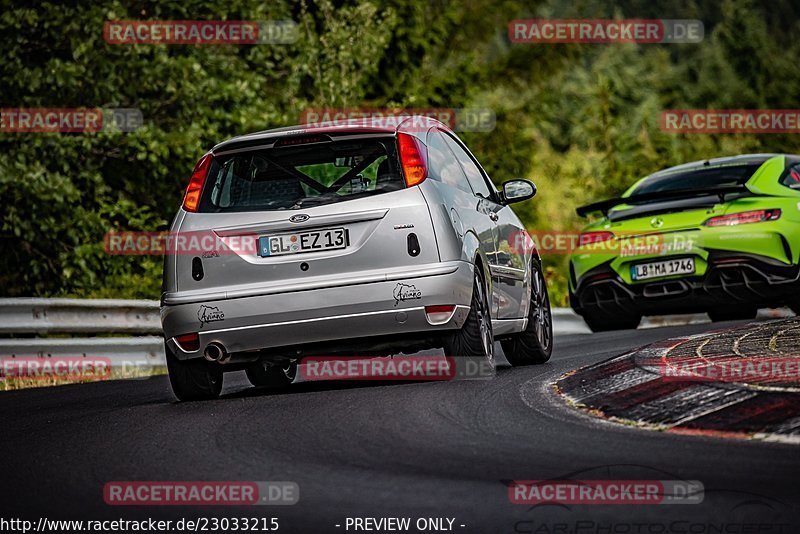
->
<box><xmin>161</xmin><ymin>116</ymin><xmax>552</xmax><ymax>400</ymax></box>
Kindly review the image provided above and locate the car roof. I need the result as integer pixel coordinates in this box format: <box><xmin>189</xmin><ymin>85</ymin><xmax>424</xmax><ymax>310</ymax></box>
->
<box><xmin>212</xmin><ymin>115</ymin><xmax>449</xmax><ymax>153</ymax></box>
<box><xmin>647</xmin><ymin>154</ymin><xmax>782</xmax><ymax>178</ymax></box>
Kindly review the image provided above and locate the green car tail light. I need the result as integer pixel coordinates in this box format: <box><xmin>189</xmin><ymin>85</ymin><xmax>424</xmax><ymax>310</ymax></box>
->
<box><xmin>703</xmin><ymin>209</ymin><xmax>782</xmax><ymax>227</ymax></box>
<box><xmin>578</xmin><ymin>231</ymin><xmax>615</xmax><ymax>246</ymax></box>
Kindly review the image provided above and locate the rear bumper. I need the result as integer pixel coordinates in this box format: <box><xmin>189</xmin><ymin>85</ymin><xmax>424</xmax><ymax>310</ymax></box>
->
<box><xmin>161</xmin><ymin>261</ymin><xmax>474</xmax><ymax>360</ymax></box>
<box><xmin>570</xmin><ymin>251</ymin><xmax>800</xmax><ymax>317</ymax></box>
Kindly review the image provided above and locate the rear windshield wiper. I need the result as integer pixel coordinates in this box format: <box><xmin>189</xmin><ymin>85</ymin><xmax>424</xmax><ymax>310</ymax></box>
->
<box><xmin>290</xmin><ymin>194</ymin><xmax>343</xmax><ymax>209</ymax></box>
<box><xmin>576</xmin><ymin>185</ymin><xmax>750</xmax><ymax>217</ymax></box>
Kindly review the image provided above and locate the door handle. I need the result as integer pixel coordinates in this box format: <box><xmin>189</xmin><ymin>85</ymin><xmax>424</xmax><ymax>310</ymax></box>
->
<box><xmin>488</xmin><ymin>212</ymin><xmax>499</xmax><ymax>222</ymax></box>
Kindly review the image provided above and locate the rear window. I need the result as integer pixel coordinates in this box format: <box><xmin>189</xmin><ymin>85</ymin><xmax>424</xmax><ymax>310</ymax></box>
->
<box><xmin>199</xmin><ymin>138</ymin><xmax>404</xmax><ymax>212</ymax></box>
<box><xmin>629</xmin><ymin>163</ymin><xmax>762</xmax><ymax>196</ymax></box>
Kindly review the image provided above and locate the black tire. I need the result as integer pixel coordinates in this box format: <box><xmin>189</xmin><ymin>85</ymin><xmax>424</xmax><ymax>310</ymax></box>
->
<box><xmin>246</xmin><ymin>361</ymin><xmax>297</xmax><ymax>388</ymax></box>
<box><xmin>443</xmin><ymin>266</ymin><xmax>494</xmax><ymax>367</ymax></box>
<box><xmin>165</xmin><ymin>343</ymin><xmax>223</xmax><ymax>401</ymax></box>
<box><xmin>501</xmin><ymin>260</ymin><xmax>553</xmax><ymax>365</ymax></box>
<box><xmin>707</xmin><ymin>307</ymin><xmax>758</xmax><ymax>322</ymax></box>
<box><xmin>582</xmin><ymin>311</ymin><xmax>641</xmax><ymax>332</ymax></box>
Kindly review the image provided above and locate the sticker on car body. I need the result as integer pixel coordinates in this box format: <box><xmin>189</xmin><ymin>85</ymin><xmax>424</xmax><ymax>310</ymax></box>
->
<box><xmin>393</xmin><ymin>283</ymin><xmax>422</xmax><ymax>306</ymax></box>
<box><xmin>198</xmin><ymin>305</ymin><xmax>225</xmax><ymax>327</ymax></box>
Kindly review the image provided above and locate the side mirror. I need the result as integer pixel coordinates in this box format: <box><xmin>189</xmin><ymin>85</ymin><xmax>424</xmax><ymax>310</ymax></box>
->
<box><xmin>501</xmin><ymin>179</ymin><xmax>536</xmax><ymax>204</ymax></box>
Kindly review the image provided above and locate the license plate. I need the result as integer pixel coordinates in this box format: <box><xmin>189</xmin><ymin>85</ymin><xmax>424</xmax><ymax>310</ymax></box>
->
<box><xmin>631</xmin><ymin>258</ymin><xmax>695</xmax><ymax>281</ymax></box>
<box><xmin>258</xmin><ymin>228</ymin><xmax>349</xmax><ymax>257</ymax></box>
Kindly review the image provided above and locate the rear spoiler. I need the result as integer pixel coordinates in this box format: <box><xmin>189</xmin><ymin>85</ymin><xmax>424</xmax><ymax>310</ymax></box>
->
<box><xmin>576</xmin><ymin>185</ymin><xmax>750</xmax><ymax>217</ymax></box>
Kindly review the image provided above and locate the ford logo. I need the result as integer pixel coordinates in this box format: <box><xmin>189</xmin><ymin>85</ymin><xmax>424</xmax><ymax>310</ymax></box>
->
<box><xmin>289</xmin><ymin>214</ymin><xmax>310</xmax><ymax>223</ymax></box>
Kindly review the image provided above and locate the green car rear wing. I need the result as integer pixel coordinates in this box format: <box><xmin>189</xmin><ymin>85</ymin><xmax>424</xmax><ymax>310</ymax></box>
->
<box><xmin>575</xmin><ymin>185</ymin><xmax>751</xmax><ymax>217</ymax></box>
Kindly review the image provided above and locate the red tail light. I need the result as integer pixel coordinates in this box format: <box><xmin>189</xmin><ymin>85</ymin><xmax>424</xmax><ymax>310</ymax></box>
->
<box><xmin>704</xmin><ymin>209</ymin><xmax>781</xmax><ymax>227</ymax></box>
<box><xmin>182</xmin><ymin>153</ymin><xmax>213</xmax><ymax>212</ymax></box>
<box><xmin>398</xmin><ymin>133</ymin><xmax>428</xmax><ymax>187</ymax></box>
<box><xmin>174</xmin><ymin>333</ymin><xmax>199</xmax><ymax>352</ymax></box>
<box><xmin>578</xmin><ymin>231</ymin><xmax>615</xmax><ymax>247</ymax></box>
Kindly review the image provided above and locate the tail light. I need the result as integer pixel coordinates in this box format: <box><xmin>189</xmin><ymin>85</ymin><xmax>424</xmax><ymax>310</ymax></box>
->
<box><xmin>586</xmin><ymin>272</ymin><xmax>614</xmax><ymax>282</ymax></box>
<box><xmin>182</xmin><ymin>153</ymin><xmax>214</xmax><ymax>212</ymax></box>
<box><xmin>703</xmin><ymin>209</ymin><xmax>781</xmax><ymax>227</ymax></box>
<box><xmin>578</xmin><ymin>231</ymin><xmax>615</xmax><ymax>247</ymax></box>
<box><xmin>174</xmin><ymin>333</ymin><xmax>199</xmax><ymax>352</ymax></box>
<box><xmin>398</xmin><ymin>133</ymin><xmax>428</xmax><ymax>187</ymax></box>
<box><xmin>425</xmin><ymin>305</ymin><xmax>456</xmax><ymax>325</ymax></box>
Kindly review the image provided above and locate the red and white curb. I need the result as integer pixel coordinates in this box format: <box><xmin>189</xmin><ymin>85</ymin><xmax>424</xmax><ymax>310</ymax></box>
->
<box><xmin>555</xmin><ymin>319</ymin><xmax>800</xmax><ymax>444</ymax></box>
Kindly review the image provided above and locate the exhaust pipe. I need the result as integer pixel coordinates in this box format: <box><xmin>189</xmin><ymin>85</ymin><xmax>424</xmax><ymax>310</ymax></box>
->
<box><xmin>203</xmin><ymin>343</ymin><xmax>229</xmax><ymax>363</ymax></box>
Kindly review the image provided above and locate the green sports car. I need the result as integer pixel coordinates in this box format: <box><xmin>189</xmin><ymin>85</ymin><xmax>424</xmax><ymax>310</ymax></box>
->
<box><xmin>569</xmin><ymin>154</ymin><xmax>800</xmax><ymax>332</ymax></box>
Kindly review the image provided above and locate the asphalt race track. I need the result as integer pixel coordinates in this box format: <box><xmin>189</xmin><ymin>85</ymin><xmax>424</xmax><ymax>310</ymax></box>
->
<box><xmin>2</xmin><ymin>321</ymin><xmax>798</xmax><ymax>533</ymax></box>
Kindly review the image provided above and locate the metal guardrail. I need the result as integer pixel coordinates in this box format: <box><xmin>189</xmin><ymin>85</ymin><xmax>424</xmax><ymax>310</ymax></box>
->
<box><xmin>550</xmin><ymin>308</ymin><xmax>591</xmax><ymax>334</ymax></box>
<box><xmin>0</xmin><ymin>299</ymin><xmax>163</xmax><ymax>365</ymax></box>
<box><xmin>0</xmin><ymin>298</ymin><xmax>161</xmax><ymax>334</ymax></box>
<box><xmin>0</xmin><ymin>298</ymin><xmax>591</xmax><ymax>336</ymax></box>
<box><xmin>0</xmin><ymin>299</ymin><xmax>793</xmax><ymax>365</ymax></box>
<box><xmin>0</xmin><ymin>336</ymin><xmax>166</xmax><ymax>363</ymax></box>
<box><xmin>0</xmin><ymin>299</ymin><xmax>591</xmax><ymax>365</ymax></box>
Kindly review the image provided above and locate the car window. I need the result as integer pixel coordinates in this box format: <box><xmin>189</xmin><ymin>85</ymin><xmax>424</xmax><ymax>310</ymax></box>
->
<box><xmin>426</xmin><ymin>130</ymin><xmax>473</xmax><ymax>194</ymax></box>
<box><xmin>630</xmin><ymin>163</ymin><xmax>762</xmax><ymax>195</ymax></box>
<box><xmin>441</xmin><ymin>133</ymin><xmax>493</xmax><ymax>198</ymax></box>
<box><xmin>779</xmin><ymin>163</ymin><xmax>800</xmax><ymax>190</ymax></box>
<box><xmin>200</xmin><ymin>138</ymin><xmax>403</xmax><ymax>212</ymax></box>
